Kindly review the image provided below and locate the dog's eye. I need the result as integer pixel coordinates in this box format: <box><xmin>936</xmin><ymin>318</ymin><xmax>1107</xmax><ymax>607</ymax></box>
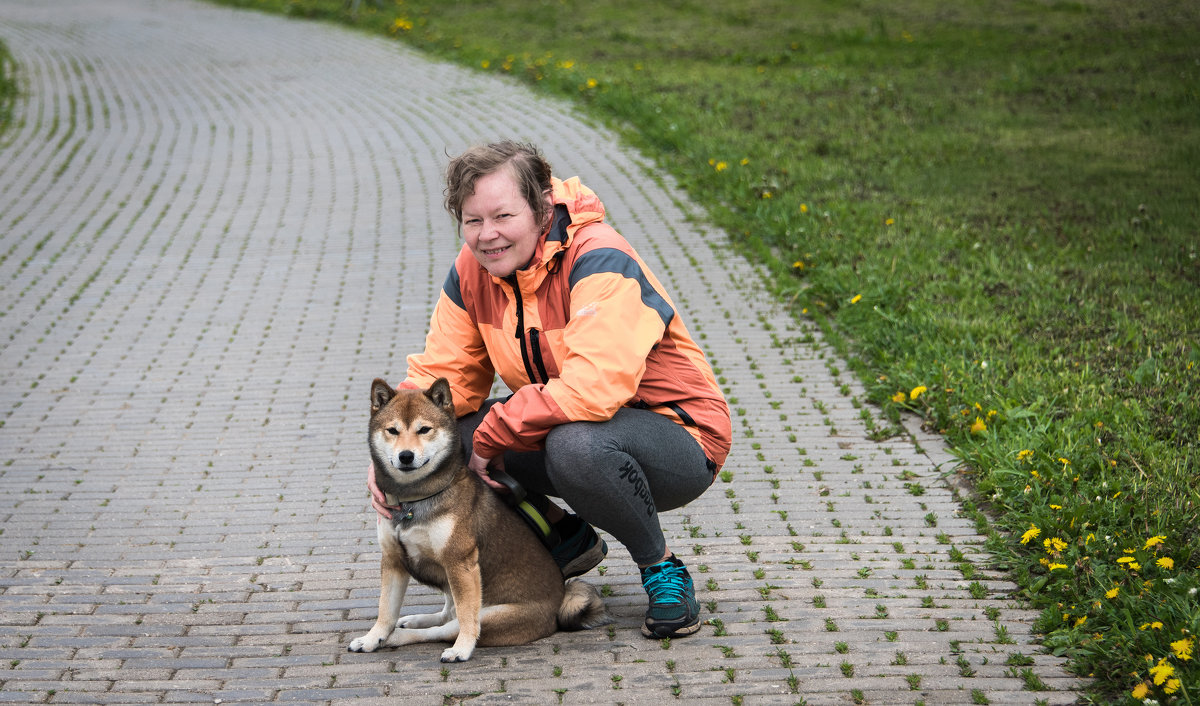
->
<box><xmin>417</xmin><ymin>426</ymin><xmax>432</xmax><ymax>435</ymax></box>
<box><xmin>386</xmin><ymin>427</ymin><xmax>399</xmax><ymax>436</ymax></box>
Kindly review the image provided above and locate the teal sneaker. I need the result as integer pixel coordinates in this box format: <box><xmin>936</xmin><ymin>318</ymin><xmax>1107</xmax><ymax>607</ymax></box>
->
<box><xmin>551</xmin><ymin>513</ymin><xmax>608</xmax><ymax>579</ymax></box>
<box><xmin>639</xmin><ymin>554</ymin><xmax>701</xmax><ymax>638</ymax></box>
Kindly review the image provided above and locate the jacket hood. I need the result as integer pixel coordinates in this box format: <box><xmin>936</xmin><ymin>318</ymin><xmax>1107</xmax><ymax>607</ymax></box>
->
<box><xmin>536</xmin><ymin>176</ymin><xmax>605</xmax><ymax>267</ymax></box>
<box><xmin>554</xmin><ymin>176</ymin><xmax>606</xmax><ymax>233</ymax></box>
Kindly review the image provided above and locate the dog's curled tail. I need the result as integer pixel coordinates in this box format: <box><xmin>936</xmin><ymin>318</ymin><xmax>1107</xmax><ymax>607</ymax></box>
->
<box><xmin>558</xmin><ymin>579</ymin><xmax>613</xmax><ymax>631</ymax></box>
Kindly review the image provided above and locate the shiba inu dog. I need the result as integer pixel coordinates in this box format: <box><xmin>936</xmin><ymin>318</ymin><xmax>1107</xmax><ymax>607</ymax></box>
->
<box><xmin>349</xmin><ymin>378</ymin><xmax>610</xmax><ymax>662</ymax></box>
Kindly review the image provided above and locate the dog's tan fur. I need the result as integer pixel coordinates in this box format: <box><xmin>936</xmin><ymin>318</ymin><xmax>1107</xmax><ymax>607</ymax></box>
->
<box><xmin>348</xmin><ymin>378</ymin><xmax>609</xmax><ymax>662</ymax></box>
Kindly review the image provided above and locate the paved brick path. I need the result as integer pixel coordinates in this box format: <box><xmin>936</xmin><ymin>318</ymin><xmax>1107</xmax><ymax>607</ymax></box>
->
<box><xmin>0</xmin><ymin>1</ymin><xmax>1083</xmax><ymax>703</ymax></box>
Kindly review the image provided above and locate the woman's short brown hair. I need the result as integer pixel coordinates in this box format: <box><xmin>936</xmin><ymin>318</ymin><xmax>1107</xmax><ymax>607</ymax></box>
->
<box><xmin>444</xmin><ymin>140</ymin><xmax>554</xmax><ymax>233</ymax></box>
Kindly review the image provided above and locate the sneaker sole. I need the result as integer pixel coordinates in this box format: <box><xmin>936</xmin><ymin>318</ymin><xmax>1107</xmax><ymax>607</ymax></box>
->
<box><xmin>641</xmin><ymin>618</ymin><xmax>702</xmax><ymax>639</ymax></box>
<box><xmin>560</xmin><ymin>538</ymin><xmax>608</xmax><ymax>579</ymax></box>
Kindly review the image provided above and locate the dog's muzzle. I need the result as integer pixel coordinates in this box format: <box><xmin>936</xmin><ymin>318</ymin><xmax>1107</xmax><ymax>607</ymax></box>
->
<box><xmin>392</xmin><ymin>451</ymin><xmax>428</xmax><ymax>472</ymax></box>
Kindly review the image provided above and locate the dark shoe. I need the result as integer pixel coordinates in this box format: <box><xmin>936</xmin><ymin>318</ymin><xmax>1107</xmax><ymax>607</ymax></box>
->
<box><xmin>551</xmin><ymin>513</ymin><xmax>608</xmax><ymax>579</ymax></box>
<box><xmin>639</xmin><ymin>554</ymin><xmax>701</xmax><ymax>638</ymax></box>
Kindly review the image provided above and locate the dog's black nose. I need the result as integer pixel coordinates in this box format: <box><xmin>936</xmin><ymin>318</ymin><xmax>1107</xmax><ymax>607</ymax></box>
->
<box><xmin>397</xmin><ymin>450</ymin><xmax>415</xmax><ymax>467</ymax></box>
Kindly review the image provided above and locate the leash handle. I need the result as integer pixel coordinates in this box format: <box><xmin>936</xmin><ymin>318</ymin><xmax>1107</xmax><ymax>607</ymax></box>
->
<box><xmin>486</xmin><ymin>467</ymin><xmax>528</xmax><ymax>504</ymax></box>
<box><xmin>487</xmin><ymin>469</ymin><xmax>561</xmax><ymax>548</ymax></box>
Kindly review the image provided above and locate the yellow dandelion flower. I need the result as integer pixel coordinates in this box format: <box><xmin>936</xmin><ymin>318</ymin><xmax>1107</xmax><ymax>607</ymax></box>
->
<box><xmin>970</xmin><ymin>417</ymin><xmax>987</xmax><ymax>434</ymax></box>
<box><xmin>586</xmin><ymin>78</ymin><xmax>598</xmax><ymax>88</ymax></box>
<box><xmin>1157</xmin><ymin>557</ymin><xmax>1174</xmax><ymax>570</ymax></box>
<box><xmin>1165</xmin><ymin>678</ymin><xmax>1181</xmax><ymax>694</ymax></box>
<box><xmin>740</xmin><ymin>158</ymin><xmax>749</xmax><ymax>166</ymax></box>
<box><xmin>762</xmin><ymin>191</ymin><xmax>772</xmax><ymax>199</ymax></box>
<box><xmin>1131</xmin><ymin>682</ymin><xmax>1149</xmax><ymax>699</ymax></box>
<box><xmin>1117</xmin><ymin>556</ymin><xmax>1136</xmax><ymax>564</ymax></box>
<box><xmin>1073</xmin><ymin>615</ymin><xmax>1086</xmax><ymax>626</ymax></box>
<box><xmin>1050</xmin><ymin>504</ymin><xmax>1062</xmax><ymax>510</ymax></box>
<box><xmin>1058</xmin><ymin>457</ymin><xmax>1071</xmax><ymax>469</ymax></box>
<box><xmin>481</xmin><ymin>59</ymin><xmax>491</xmax><ymax>69</ymax></box>
<box><xmin>910</xmin><ymin>385</ymin><xmax>927</xmax><ymax>400</ymax></box>
<box><xmin>1020</xmin><ymin>525</ymin><xmax>1041</xmax><ymax>544</ymax></box>
<box><xmin>885</xmin><ymin>217</ymin><xmax>895</xmax><ymax>226</ymax></box>
<box><xmin>800</xmin><ymin>203</ymin><xmax>809</xmax><ymax>213</ymax></box>
<box><xmin>891</xmin><ymin>392</ymin><xmax>906</xmax><ymax>403</ymax></box>
<box><xmin>1049</xmin><ymin>563</ymin><xmax>1069</xmax><ymax>571</ymax></box>
<box><xmin>1170</xmin><ymin>637</ymin><xmax>1193</xmax><ymax>661</ymax></box>
<box><xmin>1105</xmin><ymin>587</ymin><xmax>1120</xmax><ymax>599</ymax></box>
<box><xmin>850</xmin><ymin>294</ymin><xmax>862</xmax><ymax>304</ymax></box>
<box><xmin>1150</xmin><ymin>658</ymin><xmax>1174</xmax><ymax>685</ymax></box>
<box><xmin>1017</xmin><ymin>449</ymin><xmax>1034</xmax><ymax>462</ymax></box>
<box><xmin>714</xmin><ymin>160</ymin><xmax>727</xmax><ymax>172</ymax></box>
<box><xmin>792</xmin><ymin>260</ymin><xmax>804</xmax><ymax>269</ymax></box>
<box><xmin>1043</xmin><ymin>537</ymin><xmax>1067</xmax><ymax>553</ymax></box>
<box><xmin>1144</xmin><ymin>535</ymin><xmax>1166</xmax><ymax>550</ymax></box>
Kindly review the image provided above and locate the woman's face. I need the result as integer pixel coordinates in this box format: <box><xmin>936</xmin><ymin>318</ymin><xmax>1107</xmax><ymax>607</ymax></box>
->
<box><xmin>461</xmin><ymin>169</ymin><xmax>544</xmax><ymax>279</ymax></box>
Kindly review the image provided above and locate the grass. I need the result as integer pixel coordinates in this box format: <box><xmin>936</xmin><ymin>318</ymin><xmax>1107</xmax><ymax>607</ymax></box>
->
<box><xmin>140</xmin><ymin>0</ymin><xmax>1200</xmax><ymax>702</ymax></box>
<box><xmin>0</xmin><ymin>39</ymin><xmax>15</xmax><ymax>134</ymax></box>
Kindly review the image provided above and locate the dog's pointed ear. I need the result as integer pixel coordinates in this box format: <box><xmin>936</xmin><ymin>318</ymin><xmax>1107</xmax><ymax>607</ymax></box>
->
<box><xmin>426</xmin><ymin>378</ymin><xmax>454</xmax><ymax>412</ymax></box>
<box><xmin>370</xmin><ymin>378</ymin><xmax>395</xmax><ymax>415</ymax></box>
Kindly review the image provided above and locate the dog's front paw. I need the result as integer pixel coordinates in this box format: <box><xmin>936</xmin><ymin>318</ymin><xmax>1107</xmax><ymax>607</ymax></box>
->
<box><xmin>440</xmin><ymin>645</ymin><xmax>474</xmax><ymax>662</ymax></box>
<box><xmin>348</xmin><ymin>634</ymin><xmax>383</xmax><ymax>653</ymax></box>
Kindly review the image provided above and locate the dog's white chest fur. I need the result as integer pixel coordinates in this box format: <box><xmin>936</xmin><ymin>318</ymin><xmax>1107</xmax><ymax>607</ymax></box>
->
<box><xmin>380</xmin><ymin>515</ymin><xmax>455</xmax><ymax>562</ymax></box>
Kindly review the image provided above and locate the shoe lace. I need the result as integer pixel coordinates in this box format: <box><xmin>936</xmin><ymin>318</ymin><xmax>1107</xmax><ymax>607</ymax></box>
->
<box><xmin>642</xmin><ymin>562</ymin><xmax>689</xmax><ymax>604</ymax></box>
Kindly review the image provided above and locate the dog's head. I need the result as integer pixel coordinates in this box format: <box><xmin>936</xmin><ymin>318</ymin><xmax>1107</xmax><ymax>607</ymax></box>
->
<box><xmin>368</xmin><ymin>378</ymin><xmax>460</xmax><ymax>494</ymax></box>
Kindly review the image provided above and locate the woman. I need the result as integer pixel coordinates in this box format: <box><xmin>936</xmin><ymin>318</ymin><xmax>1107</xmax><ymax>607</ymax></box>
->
<box><xmin>368</xmin><ymin>140</ymin><xmax>731</xmax><ymax>639</ymax></box>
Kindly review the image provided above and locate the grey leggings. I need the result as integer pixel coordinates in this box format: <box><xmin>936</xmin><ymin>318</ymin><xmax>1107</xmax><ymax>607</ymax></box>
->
<box><xmin>459</xmin><ymin>401</ymin><xmax>714</xmax><ymax>565</ymax></box>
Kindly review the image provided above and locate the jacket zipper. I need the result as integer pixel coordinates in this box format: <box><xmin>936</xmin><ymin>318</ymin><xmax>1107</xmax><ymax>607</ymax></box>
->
<box><xmin>528</xmin><ymin>329</ymin><xmax>549</xmax><ymax>382</ymax></box>
<box><xmin>506</xmin><ymin>275</ymin><xmax>546</xmax><ymax>384</ymax></box>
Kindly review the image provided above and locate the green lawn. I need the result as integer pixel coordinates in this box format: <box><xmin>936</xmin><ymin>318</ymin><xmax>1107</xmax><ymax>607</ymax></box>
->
<box><xmin>184</xmin><ymin>1</ymin><xmax>1200</xmax><ymax>700</ymax></box>
<box><xmin>0</xmin><ymin>39</ymin><xmax>15</xmax><ymax>134</ymax></box>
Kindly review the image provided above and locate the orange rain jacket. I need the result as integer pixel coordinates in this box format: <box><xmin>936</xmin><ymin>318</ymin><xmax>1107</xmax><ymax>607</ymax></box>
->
<box><xmin>402</xmin><ymin>177</ymin><xmax>732</xmax><ymax>474</ymax></box>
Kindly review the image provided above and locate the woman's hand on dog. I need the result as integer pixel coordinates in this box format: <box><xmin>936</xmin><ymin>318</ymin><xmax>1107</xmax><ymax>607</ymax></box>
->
<box><xmin>366</xmin><ymin>464</ymin><xmax>394</xmax><ymax>519</ymax></box>
<box><xmin>469</xmin><ymin>451</ymin><xmax>508</xmax><ymax>492</ymax></box>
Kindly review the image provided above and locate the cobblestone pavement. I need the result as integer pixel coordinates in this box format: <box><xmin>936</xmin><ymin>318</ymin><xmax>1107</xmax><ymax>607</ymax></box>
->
<box><xmin>0</xmin><ymin>1</ymin><xmax>1084</xmax><ymax>703</ymax></box>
